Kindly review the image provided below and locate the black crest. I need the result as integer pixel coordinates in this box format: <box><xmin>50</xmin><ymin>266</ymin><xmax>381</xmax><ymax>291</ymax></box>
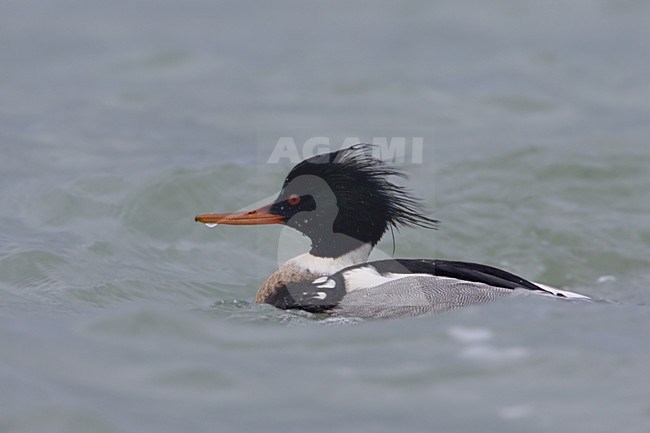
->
<box><xmin>271</xmin><ymin>144</ymin><xmax>437</xmax><ymax>257</ymax></box>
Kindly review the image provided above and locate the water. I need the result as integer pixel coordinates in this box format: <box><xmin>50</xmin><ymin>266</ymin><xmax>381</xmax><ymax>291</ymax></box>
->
<box><xmin>2</xmin><ymin>1</ymin><xmax>650</xmax><ymax>432</ymax></box>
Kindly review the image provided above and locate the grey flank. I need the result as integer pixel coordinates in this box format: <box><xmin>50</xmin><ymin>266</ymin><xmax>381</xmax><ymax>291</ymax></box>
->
<box><xmin>333</xmin><ymin>276</ymin><xmax>512</xmax><ymax>319</ymax></box>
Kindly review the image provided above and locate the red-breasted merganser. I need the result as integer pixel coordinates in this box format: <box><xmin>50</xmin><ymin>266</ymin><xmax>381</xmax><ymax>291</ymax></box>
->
<box><xmin>195</xmin><ymin>144</ymin><xmax>589</xmax><ymax>318</ymax></box>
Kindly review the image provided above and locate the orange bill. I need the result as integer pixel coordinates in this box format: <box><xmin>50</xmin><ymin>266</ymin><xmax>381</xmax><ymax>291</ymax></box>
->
<box><xmin>195</xmin><ymin>204</ymin><xmax>285</xmax><ymax>225</ymax></box>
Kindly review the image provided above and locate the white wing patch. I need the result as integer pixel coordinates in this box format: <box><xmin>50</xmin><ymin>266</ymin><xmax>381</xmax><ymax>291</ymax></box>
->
<box><xmin>312</xmin><ymin>276</ymin><xmax>329</xmax><ymax>284</ymax></box>
<box><xmin>342</xmin><ymin>267</ymin><xmax>592</xmax><ymax>300</ymax></box>
<box><xmin>342</xmin><ymin>266</ymin><xmax>431</xmax><ymax>292</ymax></box>
<box><xmin>532</xmin><ymin>282</ymin><xmax>591</xmax><ymax>300</ymax></box>
<box><xmin>315</xmin><ymin>278</ymin><xmax>336</xmax><ymax>289</ymax></box>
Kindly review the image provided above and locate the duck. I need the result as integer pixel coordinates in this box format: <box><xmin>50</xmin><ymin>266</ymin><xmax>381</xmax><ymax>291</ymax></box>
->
<box><xmin>195</xmin><ymin>144</ymin><xmax>589</xmax><ymax>319</ymax></box>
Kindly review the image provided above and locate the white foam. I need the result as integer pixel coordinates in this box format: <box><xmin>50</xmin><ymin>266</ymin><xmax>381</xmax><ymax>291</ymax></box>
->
<box><xmin>447</xmin><ymin>326</ymin><xmax>493</xmax><ymax>343</ymax></box>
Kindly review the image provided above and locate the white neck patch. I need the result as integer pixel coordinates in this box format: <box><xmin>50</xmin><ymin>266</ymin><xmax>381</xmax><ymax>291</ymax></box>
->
<box><xmin>287</xmin><ymin>243</ymin><xmax>372</xmax><ymax>276</ymax></box>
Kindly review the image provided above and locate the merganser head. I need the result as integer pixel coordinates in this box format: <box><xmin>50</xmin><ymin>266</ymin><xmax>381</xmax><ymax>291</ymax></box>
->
<box><xmin>196</xmin><ymin>144</ymin><xmax>437</xmax><ymax>257</ymax></box>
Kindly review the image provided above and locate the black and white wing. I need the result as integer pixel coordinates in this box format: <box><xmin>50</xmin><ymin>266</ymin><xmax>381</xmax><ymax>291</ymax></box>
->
<box><xmin>277</xmin><ymin>259</ymin><xmax>589</xmax><ymax>318</ymax></box>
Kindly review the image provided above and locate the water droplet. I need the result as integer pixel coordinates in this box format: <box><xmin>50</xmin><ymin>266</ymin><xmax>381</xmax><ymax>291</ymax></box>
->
<box><xmin>204</xmin><ymin>223</ymin><xmax>218</xmax><ymax>228</ymax></box>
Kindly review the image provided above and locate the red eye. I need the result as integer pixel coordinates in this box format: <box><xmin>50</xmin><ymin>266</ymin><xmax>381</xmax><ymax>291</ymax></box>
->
<box><xmin>288</xmin><ymin>194</ymin><xmax>301</xmax><ymax>206</ymax></box>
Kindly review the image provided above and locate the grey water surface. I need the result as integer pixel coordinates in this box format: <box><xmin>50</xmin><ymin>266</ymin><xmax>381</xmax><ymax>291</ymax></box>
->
<box><xmin>2</xmin><ymin>1</ymin><xmax>650</xmax><ymax>432</ymax></box>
